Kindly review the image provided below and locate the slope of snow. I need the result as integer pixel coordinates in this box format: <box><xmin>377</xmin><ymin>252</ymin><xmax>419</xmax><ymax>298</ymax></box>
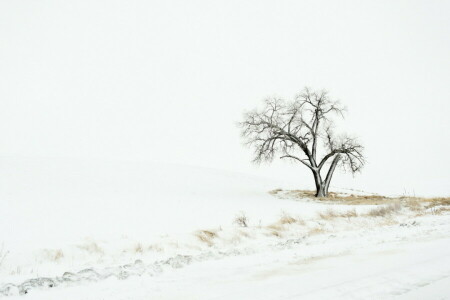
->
<box><xmin>4</xmin><ymin>209</ymin><xmax>450</xmax><ymax>299</ymax></box>
<box><xmin>1</xmin><ymin>156</ymin><xmax>449</xmax><ymax>299</ymax></box>
<box><xmin>0</xmin><ymin>156</ymin><xmax>312</xmax><ymax>281</ymax></box>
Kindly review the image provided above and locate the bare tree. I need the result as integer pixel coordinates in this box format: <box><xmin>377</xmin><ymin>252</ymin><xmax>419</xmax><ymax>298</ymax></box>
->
<box><xmin>239</xmin><ymin>88</ymin><xmax>365</xmax><ymax>197</ymax></box>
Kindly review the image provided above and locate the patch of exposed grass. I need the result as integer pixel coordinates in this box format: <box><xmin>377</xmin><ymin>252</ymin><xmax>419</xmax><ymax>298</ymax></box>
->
<box><xmin>278</xmin><ymin>212</ymin><xmax>297</xmax><ymax>225</ymax></box>
<box><xmin>280</xmin><ymin>189</ymin><xmax>392</xmax><ymax>205</ymax></box>
<box><xmin>366</xmin><ymin>203</ymin><xmax>402</xmax><ymax>217</ymax></box>
<box><xmin>429</xmin><ymin>206</ymin><xmax>450</xmax><ymax>215</ymax></box>
<box><xmin>308</xmin><ymin>227</ymin><xmax>326</xmax><ymax>236</ymax></box>
<box><xmin>275</xmin><ymin>189</ymin><xmax>450</xmax><ymax>207</ymax></box>
<box><xmin>264</xmin><ymin>223</ymin><xmax>286</xmax><ymax>238</ymax></box>
<box><xmin>195</xmin><ymin>230</ymin><xmax>217</xmax><ymax>246</ymax></box>
<box><xmin>422</xmin><ymin>197</ymin><xmax>450</xmax><ymax>208</ymax></box>
<box><xmin>269</xmin><ymin>188</ymin><xmax>283</xmax><ymax>195</ymax></box>
<box><xmin>403</xmin><ymin>198</ymin><xmax>423</xmax><ymax>211</ymax></box>
<box><xmin>340</xmin><ymin>209</ymin><xmax>358</xmax><ymax>218</ymax></box>
<box><xmin>268</xmin><ymin>229</ymin><xmax>283</xmax><ymax>238</ymax></box>
<box><xmin>318</xmin><ymin>208</ymin><xmax>359</xmax><ymax>220</ymax></box>
<box><xmin>318</xmin><ymin>208</ymin><xmax>338</xmax><ymax>220</ymax></box>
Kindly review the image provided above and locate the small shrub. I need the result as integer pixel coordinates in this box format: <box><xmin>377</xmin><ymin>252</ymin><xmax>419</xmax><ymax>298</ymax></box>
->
<box><xmin>234</xmin><ymin>212</ymin><xmax>249</xmax><ymax>227</ymax></box>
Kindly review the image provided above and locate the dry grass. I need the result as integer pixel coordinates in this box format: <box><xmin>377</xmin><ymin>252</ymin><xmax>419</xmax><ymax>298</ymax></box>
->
<box><xmin>340</xmin><ymin>209</ymin><xmax>358</xmax><ymax>218</ymax></box>
<box><xmin>264</xmin><ymin>223</ymin><xmax>286</xmax><ymax>238</ymax></box>
<box><xmin>134</xmin><ymin>243</ymin><xmax>144</xmax><ymax>254</ymax></box>
<box><xmin>318</xmin><ymin>208</ymin><xmax>339</xmax><ymax>219</ymax></box>
<box><xmin>308</xmin><ymin>227</ymin><xmax>326</xmax><ymax>236</ymax></box>
<box><xmin>366</xmin><ymin>203</ymin><xmax>402</xmax><ymax>217</ymax></box>
<box><xmin>276</xmin><ymin>189</ymin><xmax>450</xmax><ymax>207</ymax></box>
<box><xmin>422</xmin><ymin>197</ymin><xmax>450</xmax><ymax>208</ymax></box>
<box><xmin>278</xmin><ymin>212</ymin><xmax>298</xmax><ymax>225</ymax></box>
<box><xmin>430</xmin><ymin>206</ymin><xmax>450</xmax><ymax>215</ymax></box>
<box><xmin>403</xmin><ymin>198</ymin><xmax>423</xmax><ymax>211</ymax></box>
<box><xmin>269</xmin><ymin>188</ymin><xmax>283</xmax><ymax>195</ymax></box>
<box><xmin>281</xmin><ymin>189</ymin><xmax>392</xmax><ymax>205</ymax></box>
<box><xmin>195</xmin><ymin>230</ymin><xmax>217</xmax><ymax>246</ymax></box>
<box><xmin>237</xmin><ymin>230</ymin><xmax>250</xmax><ymax>238</ymax></box>
<box><xmin>234</xmin><ymin>212</ymin><xmax>249</xmax><ymax>227</ymax></box>
<box><xmin>318</xmin><ymin>208</ymin><xmax>359</xmax><ymax>220</ymax></box>
<box><xmin>268</xmin><ymin>229</ymin><xmax>283</xmax><ymax>238</ymax></box>
<box><xmin>148</xmin><ymin>243</ymin><xmax>164</xmax><ymax>252</ymax></box>
<box><xmin>267</xmin><ymin>223</ymin><xmax>285</xmax><ymax>232</ymax></box>
<box><xmin>78</xmin><ymin>241</ymin><xmax>104</xmax><ymax>254</ymax></box>
<box><xmin>43</xmin><ymin>249</ymin><xmax>64</xmax><ymax>261</ymax></box>
<box><xmin>333</xmin><ymin>194</ymin><xmax>392</xmax><ymax>205</ymax></box>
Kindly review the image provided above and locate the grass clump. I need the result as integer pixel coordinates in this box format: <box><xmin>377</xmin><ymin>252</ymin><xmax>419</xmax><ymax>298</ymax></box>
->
<box><xmin>367</xmin><ymin>203</ymin><xmax>402</xmax><ymax>217</ymax></box>
<box><xmin>234</xmin><ymin>212</ymin><xmax>249</xmax><ymax>227</ymax></box>
<box><xmin>278</xmin><ymin>212</ymin><xmax>297</xmax><ymax>225</ymax></box>
<box><xmin>195</xmin><ymin>230</ymin><xmax>217</xmax><ymax>246</ymax></box>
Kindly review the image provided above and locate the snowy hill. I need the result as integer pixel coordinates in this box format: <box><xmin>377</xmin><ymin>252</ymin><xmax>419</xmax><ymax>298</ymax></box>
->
<box><xmin>0</xmin><ymin>156</ymin><xmax>301</xmax><ymax>245</ymax></box>
<box><xmin>1</xmin><ymin>157</ymin><xmax>449</xmax><ymax>299</ymax></box>
<box><xmin>0</xmin><ymin>157</ymin><xmax>304</xmax><ymax>280</ymax></box>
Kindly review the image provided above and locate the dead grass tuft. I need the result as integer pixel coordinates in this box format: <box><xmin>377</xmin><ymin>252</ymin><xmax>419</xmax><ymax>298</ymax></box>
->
<box><xmin>268</xmin><ymin>230</ymin><xmax>283</xmax><ymax>238</ymax></box>
<box><xmin>195</xmin><ymin>230</ymin><xmax>217</xmax><ymax>246</ymax></box>
<box><xmin>423</xmin><ymin>197</ymin><xmax>450</xmax><ymax>209</ymax></box>
<box><xmin>429</xmin><ymin>207</ymin><xmax>450</xmax><ymax>215</ymax></box>
<box><xmin>367</xmin><ymin>203</ymin><xmax>402</xmax><ymax>217</ymax></box>
<box><xmin>308</xmin><ymin>227</ymin><xmax>326</xmax><ymax>236</ymax></box>
<box><xmin>318</xmin><ymin>208</ymin><xmax>338</xmax><ymax>220</ymax></box>
<box><xmin>280</xmin><ymin>190</ymin><xmax>450</xmax><ymax>207</ymax></box>
<box><xmin>267</xmin><ymin>223</ymin><xmax>285</xmax><ymax>232</ymax></box>
<box><xmin>340</xmin><ymin>209</ymin><xmax>358</xmax><ymax>218</ymax></box>
<box><xmin>278</xmin><ymin>213</ymin><xmax>297</xmax><ymax>225</ymax></box>
<box><xmin>269</xmin><ymin>188</ymin><xmax>283</xmax><ymax>195</ymax></box>
<box><xmin>318</xmin><ymin>208</ymin><xmax>359</xmax><ymax>220</ymax></box>
<box><xmin>264</xmin><ymin>223</ymin><xmax>286</xmax><ymax>238</ymax></box>
<box><xmin>237</xmin><ymin>230</ymin><xmax>250</xmax><ymax>238</ymax></box>
<box><xmin>234</xmin><ymin>212</ymin><xmax>249</xmax><ymax>227</ymax></box>
<box><xmin>78</xmin><ymin>241</ymin><xmax>104</xmax><ymax>254</ymax></box>
<box><xmin>148</xmin><ymin>244</ymin><xmax>164</xmax><ymax>252</ymax></box>
<box><xmin>403</xmin><ymin>198</ymin><xmax>423</xmax><ymax>211</ymax></box>
<box><xmin>134</xmin><ymin>243</ymin><xmax>144</xmax><ymax>254</ymax></box>
<box><xmin>43</xmin><ymin>249</ymin><xmax>64</xmax><ymax>261</ymax></box>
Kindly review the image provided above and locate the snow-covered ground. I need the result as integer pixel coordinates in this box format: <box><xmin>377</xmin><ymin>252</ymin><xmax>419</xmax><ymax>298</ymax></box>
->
<box><xmin>1</xmin><ymin>157</ymin><xmax>449</xmax><ymax>299</ymax></box>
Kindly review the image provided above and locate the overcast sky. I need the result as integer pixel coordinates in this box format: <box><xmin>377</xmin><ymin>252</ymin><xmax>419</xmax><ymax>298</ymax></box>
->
<box><xmin>1</xmin><ymin>0</ymin><xmax>449</xmax><ymax>196</ymax></box>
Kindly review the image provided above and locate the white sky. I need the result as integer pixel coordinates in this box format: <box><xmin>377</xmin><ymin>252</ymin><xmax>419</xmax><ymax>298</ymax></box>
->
<box><xmin>1</xmin><ymin>0</ymin><xmax>449</xmax><ymax>196</ymax></box>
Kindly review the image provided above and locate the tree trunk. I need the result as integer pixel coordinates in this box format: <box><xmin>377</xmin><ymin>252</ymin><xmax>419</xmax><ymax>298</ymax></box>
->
<box><xmin>323</xmin><ymin>154</ymin><xmax>341</xmax><ymax>196</ymax></box>
<box><xmin>312</xmin><ymin>154</ymin><xmax>341</xmax><ymax>197</ymax></box>
<box><xmin>312</xmin><ymin>170</ymin><xmax>326</xmax><ymax>197</ymax></box>
<box><xmin>316</xmin><ymin>184</ymin><xmax>326</xmax><ymax>197</ymax></box>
